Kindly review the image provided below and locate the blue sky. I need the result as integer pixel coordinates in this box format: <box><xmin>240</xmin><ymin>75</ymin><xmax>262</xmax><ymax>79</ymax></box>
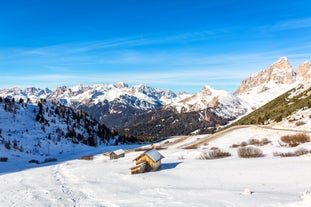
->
<box><xmin>1</xmin><ymin>0</ymin><xmax>311</xmax><ymax>93</ymax></box>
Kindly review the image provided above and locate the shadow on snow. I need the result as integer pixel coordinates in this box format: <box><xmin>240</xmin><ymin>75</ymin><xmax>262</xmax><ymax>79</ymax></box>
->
<box><xmin>161</xmin><ymin>162</ymin><xmax>182</xmax><ymax>171</ymax></box>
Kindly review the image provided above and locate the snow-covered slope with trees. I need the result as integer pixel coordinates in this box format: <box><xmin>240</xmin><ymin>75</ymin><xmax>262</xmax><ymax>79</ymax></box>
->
<box><xmin>0</xmin><ymin>96</ymin><xmax>121</xmax><ymax>167</ymax></box>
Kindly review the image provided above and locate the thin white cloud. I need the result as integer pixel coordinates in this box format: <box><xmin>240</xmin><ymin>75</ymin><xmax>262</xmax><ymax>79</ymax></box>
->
<box><xmin>272</xmin><ymin>17</ymin><xmax>311</xmax><ymax>31</ymax></box>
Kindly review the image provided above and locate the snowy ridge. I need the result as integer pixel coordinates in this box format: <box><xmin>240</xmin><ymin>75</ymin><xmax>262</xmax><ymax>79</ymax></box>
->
<box><xmin>48</xmin><ymin>82</ymin><xmax>177</xmax><ymax>111</ymax></box>
<box><xmin>168</xmin><ymin>85</ymin><xmax>249</xmax><ymax>119</ymax></box>
<box><xmin>0</xmin><ymin>83</ymin><xmax>177</xmax><ymax>111</ymax></box>
<box><xmin>0</xmin><ymin>87</ymin><xmax>52</xmax><ymax>102</ymax></box>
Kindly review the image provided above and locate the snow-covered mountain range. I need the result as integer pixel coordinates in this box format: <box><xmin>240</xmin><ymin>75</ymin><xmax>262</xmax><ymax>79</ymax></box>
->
<box><xmin>1</xmin><ymin>57</ymin><xmax>310</xmax><ymax>139</ymax></box>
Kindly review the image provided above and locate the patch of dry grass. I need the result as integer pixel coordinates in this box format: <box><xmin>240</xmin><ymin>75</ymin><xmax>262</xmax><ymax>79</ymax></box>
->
<box><xmin>198</xmin><ymin>150</ymin><xmax>231</xmax><ymax>160</ymax></box>
<box><xmin>280</xmin><ymin>133</ymin><xmax>310</xmax><ymax>147</ymax></box>
<box><xmin>230</xmin><ymin>138</ymin><xmax>271</xmax><ymax>148</ymax></box>
<box><xmin>273</xmin><ymin>148</ymin><xmax>311</xmax><ymax>157</ymax></box>
<box><xmin>238</xmin><ymin>147</ymin><xmax>263</xmax><ymax>158</ymax></box>
<box><xmin>295</xmin><ymin>120</ymin><xmax>306</xmax><ymax>126</ymax></box>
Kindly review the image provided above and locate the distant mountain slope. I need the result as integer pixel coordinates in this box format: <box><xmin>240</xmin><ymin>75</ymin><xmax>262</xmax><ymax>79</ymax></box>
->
<box><xmin>231</xmin><ymin>83</ymin><xmax>311</xmax><ymax>126</ymax></box>
<box><xmin>46</xmin><ymin>83</ymin><xmax>178</xmax><ymax>128</ymax></box>
<box><xmin>167</xmin><ymin>85</ymin><xmax>249</xmax><ymax>118</ymax></box>
<box><xmin>118</xmin><ymin>85</ymin><xmax>249</xmax><ymax>140</ymax></box>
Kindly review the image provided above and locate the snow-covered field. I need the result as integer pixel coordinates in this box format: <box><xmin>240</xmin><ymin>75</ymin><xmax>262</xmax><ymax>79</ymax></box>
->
<box><xmin>1</xmin><ymin>125</ymin><xmax>311</xmax><ymax>207</ymax></box>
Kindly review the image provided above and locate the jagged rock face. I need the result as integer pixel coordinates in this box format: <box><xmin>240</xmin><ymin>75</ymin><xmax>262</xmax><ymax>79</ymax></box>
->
<box><xmin>297</xmin><ymin>61</ymin><xmax>311</xmax><ymax>81</ymax></box>
<box><xmin>235</xmin><ymin>57</ymin><xmax>295</xmax><ymax>95</ymax></box>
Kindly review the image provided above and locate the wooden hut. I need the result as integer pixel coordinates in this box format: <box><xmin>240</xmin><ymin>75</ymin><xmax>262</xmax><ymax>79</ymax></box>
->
<box><xmin>110</xmin><ymin>149</ymin><xmax>125</xmax><ymax>160</ymax></box>
<box><xmin>131</xmin><ymin>149</ymin><xmax>164</xmax><ymax>174</ymax></box>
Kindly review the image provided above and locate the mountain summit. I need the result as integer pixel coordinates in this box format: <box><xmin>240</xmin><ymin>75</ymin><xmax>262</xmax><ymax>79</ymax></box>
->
<box><xmin>235</xmin><ymin>57</ymin><xmax>295</xmax><ymax>95</ymax></box>
<box><xmin>234</xmin><ymin>57</ymin><xmax>311</xmax><ymax>108</ymax></box>
<box><xmin>297</xmin><ymin>61</ymin><xmax>311</xmax><ymax>81</ymax></box>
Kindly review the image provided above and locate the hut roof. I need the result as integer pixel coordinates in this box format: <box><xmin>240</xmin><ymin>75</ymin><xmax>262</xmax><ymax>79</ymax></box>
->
<box><xmin>134</xmin><ymin>149</ymin><xmax>164</xmax><ymax>162</ymax></box>
<box><xmin>112</xmin><ymin>149</ymin><xmax>125</xmax><ymax>156</ymax></box>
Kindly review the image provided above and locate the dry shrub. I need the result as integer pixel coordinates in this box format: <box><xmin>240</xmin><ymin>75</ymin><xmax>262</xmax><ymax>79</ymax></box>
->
<box><xmin>230</xmin><ymin>138</ymin><xmax>271</xmax><ymax>148</ymax></box>
<box><xmin>281</xmin><ymin>133</ymin><xmax>310</xmax><ymax>147</ymax></box>
<box><xmin>199</xmin><ymin>150</ymin><xmax>231</xmax><ymax>160</ymax></box>
<box><xmin>248</xmin><ymin>139</ymin><xmax>261</xmax><ymax>145</ymax></box>
<box><xmin>261</xmin><ymin>138</ymin><xmax>272</xmax><ymax>145</ymax></box>
<box><xmin>295</xmin><ymin>121</ymin><xmax>306</xmax><ymax>126</ymax></box>
<box><xmin>274</xmin><ymin>148</ymin><xmax>310</xmax><ymax>157</ymax></box>
<box><xmin>238</xmin><ymin>147</ymin><xmax>263</xmax><ymax>158</ymax></box>
<box><xmin>79</xmin><ymin>155</ymin><xmax>94</xmax><ymax>160</ymax></box>
<box><xmin>230</xmin><ymin>144</ymin><xmax>240</xmax><ymax>148</ymax></box>
<box><xmin>210</xmin><ymin>146</ymin><xmax>219</xmax><ymax>150</ymax></box>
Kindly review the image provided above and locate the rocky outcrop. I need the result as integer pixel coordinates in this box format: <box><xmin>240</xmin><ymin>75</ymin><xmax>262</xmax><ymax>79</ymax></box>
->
<box><xmin>235</xmin><ymin>57</ymin><xmax>295</xmax><ymax>95</ymax></box>
<box><xmin>297</xmin><ymin>61</ymin><xmax>311</xmax><ymax>81</ymax></box>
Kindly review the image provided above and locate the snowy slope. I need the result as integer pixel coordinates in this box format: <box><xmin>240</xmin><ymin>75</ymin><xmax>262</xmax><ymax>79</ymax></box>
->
<box><xmin>1</xmin><ymin>121</ymin><xmax>310</xmax><ymax>206</ymax></box>
<box><xmin>0</xmin><ymin>98</ymin><xmax>121</xmax><ymax>170</ymax></box>
<box><xmin>236</xmin><ymin>81</ymin><xmax>299</xmax><ymax>109</ymax></box>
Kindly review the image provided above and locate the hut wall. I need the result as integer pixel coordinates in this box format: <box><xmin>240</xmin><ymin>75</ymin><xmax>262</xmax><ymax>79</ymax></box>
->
<box><xmin>135</xmin><ymin>155</ymin><xmax>161</xmax><ymax>171</ymax></box>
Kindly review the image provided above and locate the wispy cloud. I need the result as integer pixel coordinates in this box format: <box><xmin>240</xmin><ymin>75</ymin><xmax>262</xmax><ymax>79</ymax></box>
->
<box><xmin>272</xmin><ymin>17</ymin><xmax>311</xmax><ymax>31</ymax></box>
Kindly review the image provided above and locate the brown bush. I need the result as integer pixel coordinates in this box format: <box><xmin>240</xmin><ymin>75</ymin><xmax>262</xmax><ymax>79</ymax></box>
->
<box><xmin>261</xmin><ymin>138</ymin><xmax>272</xmax><ymax>145</ymax></box>
<box><xmin>79</xmin><ymin>155</ymin><xmax>94</xmax><ymax>160</ymax></box>
<box><xmin>230</xmin><ymin>138</ymin><xmax>271</xmax><ymax>148</ymax></box>
<box><xmin>273</xmin><ymin>148</ymin><xmax>310</xmax><ymax>157</ymax></box>
<box><xmin>238</xmin><ymin>147</ymin><xmax>263</xmax><ymax>158</ymax></box>
<box><xmin>248</xmin><ymin>139</ymin><xmax>261</xmax><ymax>145</ymax></box>
<box><xmin>295</xmin><ymin>121</ymin><xmax>306</xmax><ymax>126</ymax></box>
<box><xmin>210</xmin><ymin>147</ymin><xmax>219</xmax><ymax>150</ymax></box>
<box><xmin>199</xmin><ymin>150</ymin><xmax>231</xmax><ymax>160</ymax></box>
<box><xmin>280</xmin><ymin>133</ymin><xmax>310</xmax><ymax>147</ymax></box>
<box><xmin>230</xmin><ymin>144</ymin><xmax>240</xmax><ymax>148</ymax></box>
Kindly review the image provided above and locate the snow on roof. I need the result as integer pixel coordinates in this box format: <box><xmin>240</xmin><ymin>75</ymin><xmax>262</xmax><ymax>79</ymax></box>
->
<box><xmin>135</xmin><ymin>149</ymin><xmax>164</xmax><ymax>162</ymax></box>
<box><xmin>112</xmin><ymin>149</ymin><xmax>125</xmax><ymax>156</ymax></box>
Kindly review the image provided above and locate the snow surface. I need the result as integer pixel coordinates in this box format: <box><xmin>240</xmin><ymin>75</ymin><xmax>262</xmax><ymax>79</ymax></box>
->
<box><xmin>237</xmin><ymin>81</ymin><xmax>299</xmax><ymax>109</ymax></box>
<box><xmin>1</xmin><ymin>124</ymin><xmax>310</xmax><ymax>206</ymax></box>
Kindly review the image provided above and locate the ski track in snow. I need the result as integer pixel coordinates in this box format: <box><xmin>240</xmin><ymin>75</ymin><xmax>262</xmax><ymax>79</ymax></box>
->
<box><xmin>51</xmin><ymin>164</ymin><xmax>84</xmax><ymax>206</ymax></box>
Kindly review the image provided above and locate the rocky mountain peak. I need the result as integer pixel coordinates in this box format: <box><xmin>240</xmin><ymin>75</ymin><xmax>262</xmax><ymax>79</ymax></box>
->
<box><xmin>201</xmin><ymin>85</ymin><xmax>213</xmax><ymax>96</ymax></box>
<box><xmin>297</xmin><ymin>61</ymin><xmax>311</xmax><ymax>81</ymax></box>
<box><xmin>271</xmin><ymin>57</ymin><xmax>291</xmax><ymax>69</ymax></box>
<box><xmin>235</xmin><ymin>57</ymin><xmax>295</xmax><ymax>95</ymax></box>
<box><xmin>113</xmin><ymin>82</ymin><xmax>128</xmax><ymax>89</ymax></box>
